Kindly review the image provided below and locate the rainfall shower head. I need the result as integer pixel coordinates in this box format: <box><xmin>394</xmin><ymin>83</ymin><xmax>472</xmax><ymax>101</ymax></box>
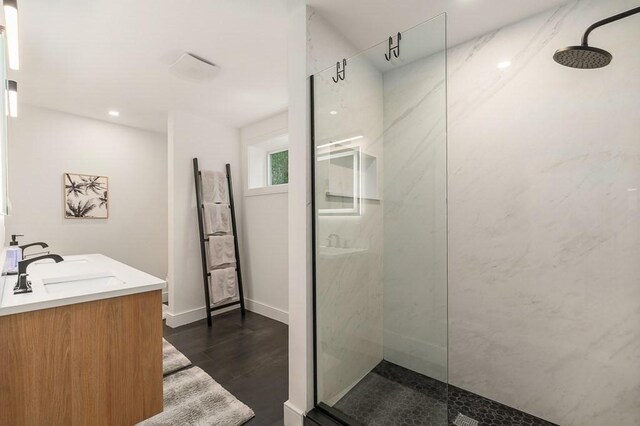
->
<box><xmin>553</xmin><ymin>45</ymin><xmax>612</xmax><ymax>69</ymax></box>
<box><xmin>553</xmin><ymin>6</ymin><xmax>640</xmax><ymax>69</ymax></box>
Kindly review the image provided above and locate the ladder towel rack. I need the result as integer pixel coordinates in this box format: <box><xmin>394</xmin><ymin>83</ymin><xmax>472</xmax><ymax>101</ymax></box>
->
<box><xmin>193</xmin><ymin>158</ymin><xmax>246</xmax><ymax>326</ymax></box>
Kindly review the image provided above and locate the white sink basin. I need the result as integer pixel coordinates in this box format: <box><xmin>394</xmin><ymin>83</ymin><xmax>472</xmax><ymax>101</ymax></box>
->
<box><xmin>27</xmin><ymin>257</ymin><xmax>125</xmax><ymax>295</ymax></box>
<box><xmin>43</xmin><ymin>276</ymin><xmax>124</xmax><ymax>295</ymax></box>
<box><xmin>319</xmin><ymin>246</ymin><xmax>368</xmax><ymax>258</ymax></box>
<box><xmin>28</xmin><ymin>258</ymin><xmax>113</xmax><ymax>284</ymax></box>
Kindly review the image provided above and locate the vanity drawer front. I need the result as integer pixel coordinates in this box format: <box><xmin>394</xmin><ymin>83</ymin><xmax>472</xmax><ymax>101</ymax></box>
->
<box><xmin>0</xmin><ymin>290</ymin><xmax>163</xmax><ymax>426</ymax></box>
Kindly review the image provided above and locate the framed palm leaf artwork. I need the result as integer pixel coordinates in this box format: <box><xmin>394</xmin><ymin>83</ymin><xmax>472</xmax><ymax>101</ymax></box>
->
<box><xmin>64</xmin><ymin>173</ymin><xmax>109</xmax><ymax>219</ymax></box>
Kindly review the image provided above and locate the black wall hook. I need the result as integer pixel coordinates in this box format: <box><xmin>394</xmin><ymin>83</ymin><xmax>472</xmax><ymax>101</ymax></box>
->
<box><xmin>332</xmin><ymin>59</ymin><xmax>346</xmax><ymax>83</ymax></box>
<box><xmin>385</xmin><ymin>32</ymin><xmax>402</xmax><ymax>61</ymax></box>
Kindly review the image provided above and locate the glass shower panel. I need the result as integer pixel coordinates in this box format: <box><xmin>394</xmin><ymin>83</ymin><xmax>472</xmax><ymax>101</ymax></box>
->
<box><xmin>313</xmin><ymin>14</ymin><xmax>448</xmax><ymax>425</ymax></box>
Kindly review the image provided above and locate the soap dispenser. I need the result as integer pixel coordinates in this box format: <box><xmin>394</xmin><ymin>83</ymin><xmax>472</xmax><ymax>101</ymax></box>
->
<box><xmin>5</xmin><ymin>234</ymin><xmax>24</xmax><ymax>275</ymax></box>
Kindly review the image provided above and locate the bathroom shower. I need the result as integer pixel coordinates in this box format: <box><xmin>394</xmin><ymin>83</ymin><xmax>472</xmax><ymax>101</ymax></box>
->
<box><xmin>553</xmin><ymin>5</ymin><xmax>640</xmax><ymax>69</ymax></box>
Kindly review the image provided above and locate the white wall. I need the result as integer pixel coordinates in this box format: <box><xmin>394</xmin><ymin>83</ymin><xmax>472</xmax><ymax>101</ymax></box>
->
<box><xmin>284</xmin><ymin>2</ymin><xmax>315</xmax><ymax>424</ymax></box>
<box><xmin>5</xmin><ymin>105</ymin><xmax>167</xmax><ymax>279</ymax></box>
<box><xmin>166</xmin><ymin>110</ymin><xmax>241</xmax><ymax>328</ymax></box>
<box><xmin>240</xmin><ymin>111</ymin><xmax>289</xmax><ymax>324</ymax></box>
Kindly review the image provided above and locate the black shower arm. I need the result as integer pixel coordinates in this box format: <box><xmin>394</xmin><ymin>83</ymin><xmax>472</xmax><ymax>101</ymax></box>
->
<box><xmin>582</xmin><ymin>6</ymin><xmax>640</xmax><ymax>46</ymax></box>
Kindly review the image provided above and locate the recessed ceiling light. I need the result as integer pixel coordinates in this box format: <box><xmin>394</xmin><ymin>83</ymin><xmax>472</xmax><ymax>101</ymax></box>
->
<box><xmin>497</xmin><ymin>60</ymin><xmax>512</xmax><ymax>69</ymax></box>
<box><xmin>329</xmin><ymin>110</ymin><xmax>338</xmax><ymax>115</ymax></box>
<box><xmin>108</xmin><ymin>110</ymin><xmax>120</xmax><ymax>117</ymax></box>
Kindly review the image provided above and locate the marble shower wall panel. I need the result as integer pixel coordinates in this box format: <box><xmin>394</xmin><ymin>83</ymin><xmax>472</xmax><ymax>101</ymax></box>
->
<box><xmin>307</xmin><ymin>10</ymin><xmax>359</xmax><ymax>77</ymax></box>
<box><xmin>382</xmin><ymin>49</ymin><xmax>447</xmax><ymax>381</ymax></box>
<box><xmin>314</xmin><ymin>49</ymin><xmax>385</xmax><ymax>403</ymax></box>
<box><xmin>447</xmin><ymin>0</ymin><xmax>640</xmax><ymax>424</ymax></box>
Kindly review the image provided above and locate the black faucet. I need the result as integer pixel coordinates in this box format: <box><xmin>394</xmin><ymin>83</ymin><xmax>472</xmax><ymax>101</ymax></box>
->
<box><xmin>19</xmin><ymin>242</ymin><xmax>49</xmax><ymax>258</ymax></box>
<box><xmin>14</xmin><ymin>254</ymin><xmax>64</xmax><ymax>294</ymax></box>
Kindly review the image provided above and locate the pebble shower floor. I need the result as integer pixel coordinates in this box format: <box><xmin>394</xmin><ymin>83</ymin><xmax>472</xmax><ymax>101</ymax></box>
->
<box><xmin>333</xmin><ymin>361</ymin><xmax>558</xmax><ymax>426</ymax></box>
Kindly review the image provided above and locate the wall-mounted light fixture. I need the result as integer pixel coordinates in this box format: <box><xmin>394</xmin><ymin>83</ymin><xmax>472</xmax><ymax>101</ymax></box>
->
<box><xmin>317</xmin><ymin>135</ymin><xmax>363</xmax><ymax>150</ymax></box>
<box><xmin>3</xmin><ymin>0</ymin><xmax>19</xmax><ymax>70</ymax></box>
<box><xmin>7</xmin><ymin>80</ymin><xmax>17</xmax><ymax>117</ymax></box>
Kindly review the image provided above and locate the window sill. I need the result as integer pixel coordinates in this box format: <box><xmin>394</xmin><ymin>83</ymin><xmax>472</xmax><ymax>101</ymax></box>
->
<box><xmin>245</xmin><ymin>184</ymin><xmax>288</xmax><ymax>197</ymax></box>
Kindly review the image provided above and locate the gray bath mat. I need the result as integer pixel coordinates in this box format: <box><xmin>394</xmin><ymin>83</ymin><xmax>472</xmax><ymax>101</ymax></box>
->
<box><xmin>163</xmin><ymin>338</ymin><xmax>192</xmax><ymax>376</ymax></box>
<box><xmin>138</xmin><ymin>366</ymin><xmax>255</xmax><ymax>426</ymax></box>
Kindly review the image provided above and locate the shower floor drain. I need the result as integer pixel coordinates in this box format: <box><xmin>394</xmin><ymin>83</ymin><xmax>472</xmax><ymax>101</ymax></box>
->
<box><xmin>454</xmin><ymin>413</ymin><xmax>479</xmax><ymax>426</ymax></box>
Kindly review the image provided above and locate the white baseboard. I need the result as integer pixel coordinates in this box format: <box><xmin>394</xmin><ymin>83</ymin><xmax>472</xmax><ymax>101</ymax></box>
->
<box><xmin>246</xmin><ymin>298</ymin><xmax>289</xmax><ymax>324</ymax></box>
<box><xmin>283</xmin><ymin>400</ymin><xmax>305</xmax><ymax>426</ymax></box>
<box><xmin>165</xmin><ymin>298</ymin><xmax>288</xmax><ymax>328</ymax></box>
<box><xmin>164</xmin><ymin>304</ymin><xmax>239</xmax><ymax>328</ymax></box>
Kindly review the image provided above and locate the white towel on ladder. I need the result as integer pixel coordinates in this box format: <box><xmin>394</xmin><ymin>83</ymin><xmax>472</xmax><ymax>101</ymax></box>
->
<box><xmin>209</xmin><ymin>267</ymin><xmax>237</xmax><ymax>304</ymax></box>
<box><xmin>207</xmin><ymin>235</ymin><xmax>236</xmax><ymax>268</ymax></box>
<box><xmin>201</xmin><ymin>170</ymin><xmax>228</xmax><ymax>203</ymax></box>
<box><xmin>203</xmin><ymin>203</ymin><xmax>231</xmax><ymax>235</ymax></box>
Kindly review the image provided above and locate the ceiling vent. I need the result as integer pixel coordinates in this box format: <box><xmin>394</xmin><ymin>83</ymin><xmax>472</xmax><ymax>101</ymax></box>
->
<box><xmin>169</xmin><ymin>53</ymin><xmax>218</xmax><ymax>81</ymax></box>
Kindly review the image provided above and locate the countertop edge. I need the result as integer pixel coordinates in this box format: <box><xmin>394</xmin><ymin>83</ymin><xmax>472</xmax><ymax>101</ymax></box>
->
<box><xmin>0</xmin><ymin>282</ymin><xmax>166</xmax><ymax>317</ymax></box>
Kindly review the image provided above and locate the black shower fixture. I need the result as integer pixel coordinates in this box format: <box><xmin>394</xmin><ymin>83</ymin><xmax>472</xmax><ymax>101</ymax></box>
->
<box><xmin>553</xmin><ymin>6</ymin><xmax>640</xmax><ymax>69</ymax></box>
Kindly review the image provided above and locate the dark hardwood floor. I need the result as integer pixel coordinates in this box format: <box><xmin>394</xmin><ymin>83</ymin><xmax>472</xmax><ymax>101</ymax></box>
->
<box><xmin>163</xmin><ymin>310</ymin><xmax>288</xmax><ymax>426</ymax></box>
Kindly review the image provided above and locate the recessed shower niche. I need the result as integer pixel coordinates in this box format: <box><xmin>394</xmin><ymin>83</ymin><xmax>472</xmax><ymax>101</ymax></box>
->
<box><xmin>316</xmin><ymin>145</ymin><xmax>379</xmax><ymax>216</ymax></box>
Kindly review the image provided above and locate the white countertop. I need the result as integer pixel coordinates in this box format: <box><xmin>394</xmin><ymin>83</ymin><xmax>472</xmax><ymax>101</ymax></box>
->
<box><xmin>0</xmin><ymin>253</ymin><xmax>166</xmax><ymax>316</ymax></box>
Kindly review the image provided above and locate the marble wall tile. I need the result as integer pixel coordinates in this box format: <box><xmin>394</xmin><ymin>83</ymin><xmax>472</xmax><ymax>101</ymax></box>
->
<box><xmin>382</xmin><ymin>18</ymin><xmax>448</xmax><ymax>383</ymax></box>
<box><xmin>447</xmin><ymin>0</ymin><xmax>640</xmax><ymax>424</ymax></box>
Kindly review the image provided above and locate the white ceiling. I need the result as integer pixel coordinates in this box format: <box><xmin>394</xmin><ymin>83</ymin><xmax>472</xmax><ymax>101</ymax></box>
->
<box><xmin>14</xmin><ymin>0</ymin><xmax>290</xmax><ymax>132</ymax></box>
<box><xmin>13</xmin><ymin>0</ymin><xmax>570</xmax><ymax>133</ymax></box>
<box><xmin>307</xmin><ymin>0</ymin><xmax>572</xmax><ymax>51</ymax></box>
